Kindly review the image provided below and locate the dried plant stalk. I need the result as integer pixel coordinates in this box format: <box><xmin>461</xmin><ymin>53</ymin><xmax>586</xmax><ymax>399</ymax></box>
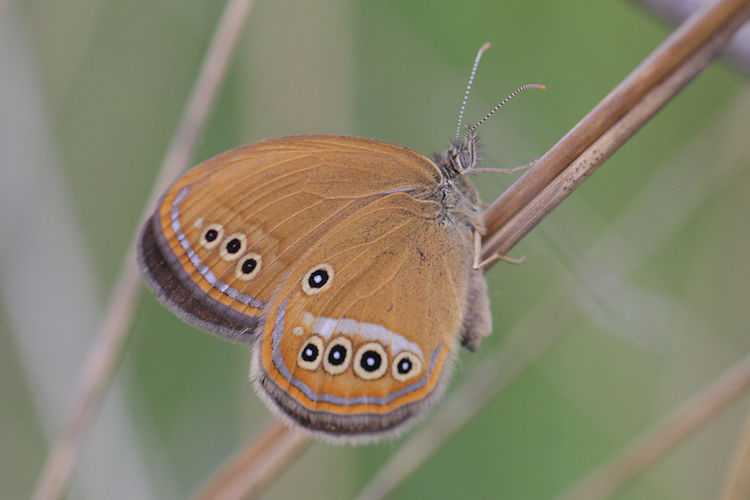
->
<box><xmin>482</xmin><ymin>0</ymin><xmax>750</xmax><ymax>251</ymax></box>
<box><xmin>558</xmin><ymin>353</ymin><xmax>750</xmax><ymax>500</ymax></box>
<box><xmin>717</xmin><ymin>404</ymin><xmax>750</xmax><ymax>500</ymax></box>
<box><xmin>192</xmin><ymin>422</ymin><xmax>310</xmax><ymax>500</ymax></box>
<box><xmin>629</xmin><ymin>0</ymin><xmax>750</xmax><ymax>75</ymax></box>
<box><xmin>482</xmin><ymin>0</ymin><xmax>748</xmax><ymax>262</ymax></box>
<box><xmin>31</xmin><ymin>1</ymin><xmax>257</xmax><ymax>499</ymax></box>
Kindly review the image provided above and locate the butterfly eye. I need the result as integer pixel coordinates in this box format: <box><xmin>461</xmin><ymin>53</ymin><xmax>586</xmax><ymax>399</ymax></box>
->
<box><xmin>391</xmin><ymin>351</ymin><xmax>423</xmax><ymax>382</ymax></box>
<box><xmin>302</xmin><ymin>264</ymin><xmax>333</xmax><ymax>295</ymax></box>
<box><xmin>199</xmin><ymin>223</ymin><xmax>224</xmax><ymax>249</ymax></box>
<box><xmin>323</xmin><ymin>336</ymin><xmax>352</xmax><ymax>375</ymax></box>
<box><xmin>353</xmin><ymin>342</ymin><xmax>388</xmax><ymax>380</ymax></box>
<box><xmin>458</xmin><ymin>151</ymin><xmax>472</xmax><ymax>170</ymax></box>
<box><xmin>297</xmin><ymin>335</ymin><xmax>324</xmax><ymax>371</ymax></box>
<box><xmin>220</xmin><ymin>233</ymin><xmax>247</xmax><ymax>261</ymax></box>
<box><xmin>234</xmin><ymin>253</ymin><xmax>262</xmax><ymax>280</ymax></box>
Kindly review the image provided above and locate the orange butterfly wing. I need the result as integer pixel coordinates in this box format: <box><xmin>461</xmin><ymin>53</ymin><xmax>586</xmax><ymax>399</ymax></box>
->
<box><xmin>138</xmin><ymin>135</ymin><xmax>490</xmax><ymax>439</ymax></box>
<box><xmin>252</xmin><ymin>190</ymin><xmax>484</xmax><ymax>439</ymax></box>
<box><xmin>139</xmin><ymin>135</ymin><xmax>442</xmax><ymax>342</ymax></box>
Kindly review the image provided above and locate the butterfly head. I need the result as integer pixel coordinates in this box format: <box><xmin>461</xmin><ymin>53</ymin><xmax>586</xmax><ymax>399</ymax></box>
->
<box><xmin>435</xmin><ymin>126</ymin><xmax>482</xmax><ymax>179</ymax></box>
<box><xmin>446</xmin><ymin>42</ymin><xmax>543</xmax><ymax>179</ymax></box>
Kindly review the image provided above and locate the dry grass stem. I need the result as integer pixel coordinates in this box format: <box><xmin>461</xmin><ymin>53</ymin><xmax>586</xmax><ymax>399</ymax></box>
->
<box><xmin>192</xmin><ymin>421</ymin><xmax>310</xmax><ymax>500</ymax></box>
<box><xmin>481</xmin><ymin>0</ymin><xmax>750</xmax><ymax>249</ymax></box>
<box><xmin>718</xmin><ymin>404</ymin><xmax>750</xmax><ymax>500</ymax></box>
<box><xmin>482</xmin><ymin>0</ymin><xmax>749</xmax><ymax>263</ymax></box>
<box><xmin>196</xmin><ymin>1</ymin><xmax>750</xmax><ymax>497</ymax></box>
<box><xmin>558</xmin><ymin>353</ymin><xmax>750</xmax><ymax>500</ymax></box>
<box><xmin>31</xmin><ymin>1</ymin><xmax>256</xmax><ymax>499</ymax></box>
<box><xmin>629</xmin><ymin>0</ymin><xmax>750</xmax><ymax>75</ymax></box>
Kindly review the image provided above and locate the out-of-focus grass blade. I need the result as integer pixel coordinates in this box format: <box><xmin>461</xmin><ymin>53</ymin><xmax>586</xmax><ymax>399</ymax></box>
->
<box><xmin>0</xmin><ymin>4</ymin><xmax>163</xmax><ymax>499</ymax></box>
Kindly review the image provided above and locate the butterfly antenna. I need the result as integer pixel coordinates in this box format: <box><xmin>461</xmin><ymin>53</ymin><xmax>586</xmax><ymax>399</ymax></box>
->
<box><xmin>466</xmin><ymin>83</ymin><xmax>546</xmax><ymax>137</ymax></box>
<box><xmin>455</xmin><ymin>42</ymin><xmax>491</xmax><ymax>142</ymax></box>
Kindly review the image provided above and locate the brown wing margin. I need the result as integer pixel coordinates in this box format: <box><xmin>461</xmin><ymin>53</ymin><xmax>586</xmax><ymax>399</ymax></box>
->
<box><xmin>137</xmin><ymin>214</ymin><xmax>261</xmax><ymax>344</ymax></box>
<box><xmin>254</xmin><ymin>365</ymin><xmax>451</xmax><ymax>441</ymax></box>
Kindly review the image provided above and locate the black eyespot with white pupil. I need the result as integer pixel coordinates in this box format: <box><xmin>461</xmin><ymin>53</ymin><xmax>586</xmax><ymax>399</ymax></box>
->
<box><xmin>392</xmin><ymin>351</ymin><xmax>422</xmax><ymax>382</ymax></box>
<box><xmin>242</xmin><ymin>258</ymin><xmax>256</xmax><ymax>273</ymax></box>
<box><xmin>309</xmin><ymin>269</ymin><xmax>328</xmax><ymax>288</ymax></box>
<box><xmin>397</xmin><ymin>358</ymin><xmax>412</xmax><ymax>374</ymax></box>
<box><xmin>323</xmin><ymin>337</ymin><xmax>352</xmax><ymax>375</ymax></box>
<box><xmin>226</xmin><ymin>238</ymin><xmax>241</xmax><ymax>253</ymax></box>
<box><xmin>235</xmin><ymin>253</ymin><xmax>261</xmax><ymax>280</ymax></box>
<box><xmin>220</xmin><ymin>233</ymin><xmax>246</xmax><ymax>261</ymax></box>
<box><xmin>297</xmin><ymin>335</ymin><xmax>324</xmax><ymax>370</ymax></box>
<box><xmin>302</xmin><ymin>343</ymin><xmax>319</xmax><ymax>362</ymax></box>
<box><xmin>328</xmin><ymin>345</ymin><xmax>346</xmax><ymax>365</ymax></box>
<box><xmin>199</xmin><ymin>223</ymin><xmax>224</xmax><ymax>249</ymax></box>
<box><xmin>353</xmin><ymin>342</ymin><xmax>388</xmax><ymax>380</ymax></box>
<box><xmin>361</xmin><ymin>350</ymin><xmax>381</xmax><ymax>371</ymax></box>
<box><xmin>302</xmin><ymin>264</ymin><xmax>333</xmax><ymax>295</ymax></box>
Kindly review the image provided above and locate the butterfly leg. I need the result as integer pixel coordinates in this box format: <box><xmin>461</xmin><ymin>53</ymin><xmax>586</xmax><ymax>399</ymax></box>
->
<box><xmin>474</xmin><ymin>230</ymin><xmax>525</xmax><ymax>269</ymax></box>
<box><xmin>470</xmin><ymin>157</ymin><xmax>539</xmax><ymax>175</ymax></box>
<box><xmin>479</xmin><ymin>251</ymin><xmax>526</xmax><ymax>270</ymax></box>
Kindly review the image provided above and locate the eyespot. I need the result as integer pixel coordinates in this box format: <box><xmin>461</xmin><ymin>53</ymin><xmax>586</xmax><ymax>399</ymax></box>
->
<box><xmin>235</xmin><ymin>253</ymin><xmax>262</xmax><ymax>280</ymax></box>
<box><xmin>199</xmin><ymin>223</ymin><xmax>224</xmax><ymax>249</ymax></box>
<box><xmin>302</xmin><ymin>264</ymin><xmax>333</xmax><ymax>295</ymax></box>
<box><xmin>391</xmin><ymin>351</ymin><xmax>423</xmax><ymax>382</ymax></box>
<box><xmin>297</xmin><ymin>335</ymin><xmax>324</xmax><ymax>371</ymax></box>
<box><xmin>220</xmin><ymin>233</ymin><xmax>247</xmax><ymax>261</ymax></box>
<box><xmin>323</xmin><ymin>336</ymin><xmax>352</xmax><ymax>375</ymax></box>
<box><xmin>353</xmin><ymin>342</ymin><xmax>388</xmax><ymax>380</ymax></box>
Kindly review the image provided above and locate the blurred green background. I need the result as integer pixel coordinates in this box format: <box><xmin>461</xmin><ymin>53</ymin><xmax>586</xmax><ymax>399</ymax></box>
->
<box><xmin>2</xmin><ymin>0</ymin><xmax>749</xmax><ymax>498</ymax></box>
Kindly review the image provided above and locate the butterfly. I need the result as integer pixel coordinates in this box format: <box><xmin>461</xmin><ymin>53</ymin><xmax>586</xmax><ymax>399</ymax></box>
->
<box><xmin>137</xmin><ymin>44</ymin><xmax>543</xmax><ymax>442</ymax></box>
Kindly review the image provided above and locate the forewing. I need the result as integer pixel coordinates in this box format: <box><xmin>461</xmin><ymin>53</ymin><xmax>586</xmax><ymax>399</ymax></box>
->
<box><xmin>137</xmin><ymin>135</ymin><xmax>441</xmax><ymax>344</ymax></box>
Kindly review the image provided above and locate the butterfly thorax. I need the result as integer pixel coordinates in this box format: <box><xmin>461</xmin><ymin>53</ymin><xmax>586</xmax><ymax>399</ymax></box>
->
<box><xmin>430</xmin><ymin>130</ymin><xmax>485</xmax><ymax>234</ymax></box>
